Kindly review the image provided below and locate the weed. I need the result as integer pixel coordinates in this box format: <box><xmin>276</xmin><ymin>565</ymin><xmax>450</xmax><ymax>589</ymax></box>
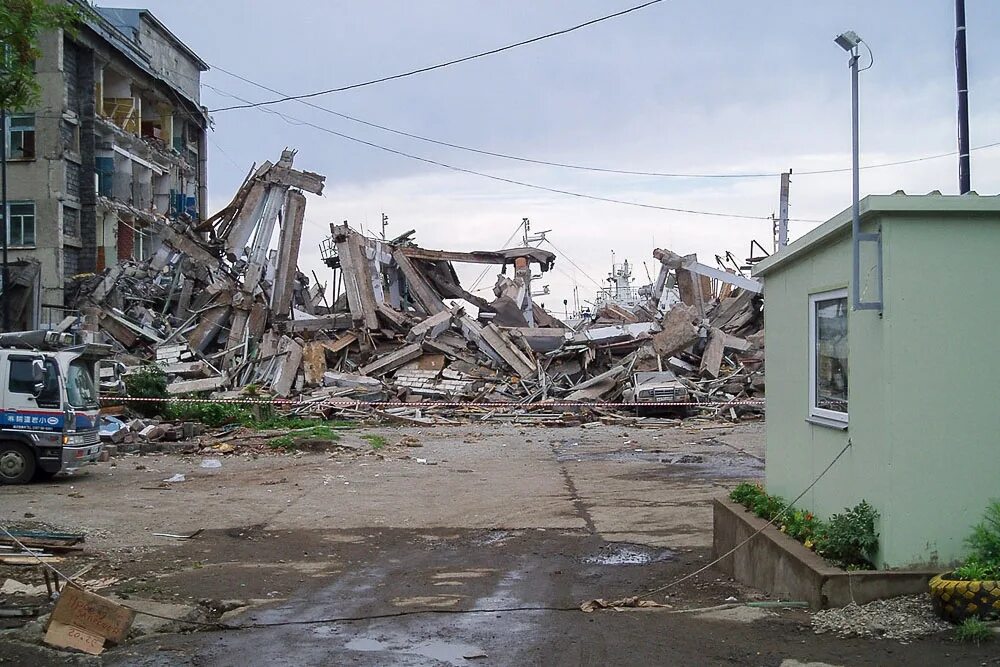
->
<box><xmin>955</xmin><ymin>618</ymin><xmax>993</xmax><ymax>644</ymax></box>
<box><xmin>124</xmin><ymin>366</ymin><xmax>167</xmax><ymax>417</ymax></box>
<box><xmin>269</xmin><ymin>435</ymin><xmax>296</xmax><ymax>451</ymax></box>
<box><xmin>815</xmin><ymin>500</ymin><xmax>879</xmax><ymax>570</ymax></box>
<box><xmin>782</xmin><ymin>509</ymin><xmax>824</xmax><ymax>544</ymax></box>
<box><xmin>361</xmin><ymin>434</ymin><xmax>388</xmax><ymax>450</ymax></box>
<box><xmin>165</xmin><ymin>401</ymin><xmax>254</xmax><ymax>427</ymax></box>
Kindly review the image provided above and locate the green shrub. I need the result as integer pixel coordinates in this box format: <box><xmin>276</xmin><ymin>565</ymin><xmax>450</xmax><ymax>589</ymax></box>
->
<box><xmin>782</xmin><ymin>509</ymin><xmax>824</xmax><ymax>543</ymax></box>
<box><xmin>164</xmin><ymin>401</ymin><xmax>254</xmax><ymax>427</ymax></box>
<box><xmin>967</xmin><ymin>500</ymin><xmax>1000</xmax><ymax>568</ymax></box>
<box><xmin>955</xmin><ymin>617</ymin><xmax>993</xmax><ymax>644</ymax></box>
<box><xmin>730</xmin><ymin>482</ymin><xmax>764</xmax><ymax>507</ymax></box>
<box><xmin>953</xmin><ymin>558</ymin><xmax>999</xmax><ymax>581</ymax></box>
<box><xmin>752</xmin><ymin>493</ymin><xmax>787</xmax><ymax>522</ymax></box>
<box><xmin>123</xmin><ymin>366</ymin><xmax>167</xmax><ymax>417</ymax></box>
<box><xmin>815</xmin><ymin>500</ymin><xmax>879</xmax><ymax>570</ymax></box>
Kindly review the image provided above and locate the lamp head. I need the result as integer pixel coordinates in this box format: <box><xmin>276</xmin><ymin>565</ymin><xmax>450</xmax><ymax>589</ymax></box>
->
<box><xmin>835</xmin><ymin>30</ymin><xmax>861</xmax><ymax>52</ymax></box>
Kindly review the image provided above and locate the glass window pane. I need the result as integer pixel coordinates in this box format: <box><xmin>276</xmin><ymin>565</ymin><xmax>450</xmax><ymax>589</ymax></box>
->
<box><xmin>8</xmin><ymin>360</ymin><xmax>36</xmax><ymax>394</ymax></box>
<box><xmin>66</xmin><ymin>360</ymin><xmax>98</xmax><ymax>409</ymax></box>
<box><xmin>815</xmin><ymin>296</ymin><xmax>848</xmax><ymax>413</ymax></box>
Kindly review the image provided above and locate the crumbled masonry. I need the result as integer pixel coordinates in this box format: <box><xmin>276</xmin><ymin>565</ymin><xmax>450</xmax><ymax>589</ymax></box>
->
<box><xmin>70</xmin><ymin>151</ymin><xmax>765</xmax><ymax>422</ymax></box>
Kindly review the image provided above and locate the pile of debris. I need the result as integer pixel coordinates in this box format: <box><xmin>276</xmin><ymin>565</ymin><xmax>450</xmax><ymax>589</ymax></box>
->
<box><xmin>72</xmin><ymin>151</ymin><xmax>764</xmax><ymax>419</ymax></box>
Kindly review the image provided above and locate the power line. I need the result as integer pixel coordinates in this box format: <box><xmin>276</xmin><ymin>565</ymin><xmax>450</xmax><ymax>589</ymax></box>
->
<box><xmin>542</xmin><ymin>238</ymin><xmax>606</xmax><ymax>290</ymax></box>
<box><xmin>208</xmin><ymin>0</ymin><xmax>666</xmax><ymax>112</ymax></box>
<box><xmin>205</xmin><ymin>83</ymin><xmax>815</xmax><ymax>222</ymax></box>
<box><xmin>209</xmin><ymin>64</ymin><xmax>1000</xmax><ymax>180</ymax></box>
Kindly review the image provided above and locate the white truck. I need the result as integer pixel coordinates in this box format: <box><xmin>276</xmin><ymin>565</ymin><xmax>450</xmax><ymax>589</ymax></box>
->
<box><xmin>0</xmin><ymin>330</ymin><xmax>111</xmax><ymax>484</ymax></box>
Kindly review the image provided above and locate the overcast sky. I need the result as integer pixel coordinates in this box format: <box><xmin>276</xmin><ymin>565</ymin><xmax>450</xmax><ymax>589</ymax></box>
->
<box><xmin>99</xmin><ymin>0</ymin><xmax>999</xmax><ymax>312</ymax></box>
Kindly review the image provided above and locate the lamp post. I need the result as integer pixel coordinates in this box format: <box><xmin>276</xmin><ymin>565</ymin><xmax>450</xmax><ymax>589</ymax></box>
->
<box><xmin>835</xmin><ymin>30</ymin><xmax>880</xmax><ymax>311</ymax></box>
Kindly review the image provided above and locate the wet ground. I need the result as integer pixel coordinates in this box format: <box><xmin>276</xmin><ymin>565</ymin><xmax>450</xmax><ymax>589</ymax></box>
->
<box><xmin>1</xmin><ymin>422</ymin><xmax>995</xmax><ymax>665</ymax></box>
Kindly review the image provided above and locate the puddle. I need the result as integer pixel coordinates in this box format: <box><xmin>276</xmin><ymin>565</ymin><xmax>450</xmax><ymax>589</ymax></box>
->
<box><xmin>583</xmin><ymin>542</ymin><xmax>676</xmax><ymax>566</ymax></box>
<box><xmin>344</xmin><ymin>635</ymin><xmax>486</xmax><ymax>666</ymax></box>
<box><xmin>474</xmin><ymin>530</ymin><xmax>519</xmax><ymax>546</ymax></box>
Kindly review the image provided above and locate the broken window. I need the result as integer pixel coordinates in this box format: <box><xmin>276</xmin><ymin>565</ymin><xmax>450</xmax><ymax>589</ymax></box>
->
<box><xmin>809</xmin><ymin>288</ymin><xmax>848</xmax><ymax>422</ymax></box>
<box><xmin>6</xmin><ymin>113</ymin><xmax>35</xmax><ymax>159</ymax></box>
<box><xmin>3</xmin><ymin>202</ymin><xmax>36</xmax><ymax>247</ymax></box>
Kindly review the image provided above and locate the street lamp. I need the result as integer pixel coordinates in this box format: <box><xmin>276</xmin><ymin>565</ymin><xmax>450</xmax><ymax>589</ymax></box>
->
<box><xmin>835</xmin><ymin>30</ymin><xmax>880</xmax><ymax>311</ymax></box>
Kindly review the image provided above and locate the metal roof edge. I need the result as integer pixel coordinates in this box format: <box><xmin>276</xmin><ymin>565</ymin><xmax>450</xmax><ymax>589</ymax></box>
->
<box><xmin>753</xmin><ymin>193</ymin><xmax>1000</xmax><ymax>278</ymax></box>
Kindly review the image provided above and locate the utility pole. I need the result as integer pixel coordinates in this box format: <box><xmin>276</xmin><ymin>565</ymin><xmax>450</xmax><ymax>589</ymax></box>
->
<box><xmin>1</xmin><ymin>106</ymin><xmax>9</xmax><ymax>333</ymax></box>
<box><xmin>955</xmin><ymin>0</ymin><xmax>971</xmax><ymax>194</ymax></box>
<box><xmin>777</xmin><ymin>170</ymin><xmax>791</xmax><ymax>249</ymax></box>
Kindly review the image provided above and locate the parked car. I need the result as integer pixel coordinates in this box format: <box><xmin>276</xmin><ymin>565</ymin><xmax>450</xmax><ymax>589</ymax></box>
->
<box><xmin>623</xmin><ymin>371</ymin><xmax>693</xmax><ymax>416</ymax></box>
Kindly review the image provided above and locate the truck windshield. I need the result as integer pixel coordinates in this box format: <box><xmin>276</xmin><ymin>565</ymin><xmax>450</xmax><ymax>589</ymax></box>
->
<box><xmin>66</xmin><ymin>360</ymin><xmax>98</xmax><ymax>409</ymax></box>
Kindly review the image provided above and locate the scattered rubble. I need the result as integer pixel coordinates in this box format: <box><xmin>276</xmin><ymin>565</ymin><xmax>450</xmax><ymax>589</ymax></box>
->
<box><xmin>812</xmin><ymin>596</ymin><xmax>951</xmax><ymax>642</ymax></box>
<box><xmin>70</xmin><ymin>151</ymin><xmax>764</xmax><ymax>422</ymax></box>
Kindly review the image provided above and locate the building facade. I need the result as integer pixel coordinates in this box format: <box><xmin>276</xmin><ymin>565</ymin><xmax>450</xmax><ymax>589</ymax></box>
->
<box><xmin>754</xmin><ymin>193</ymin><xmax>1000</xmax><ymax>568</ymax></box>
<box><xmin>2</xmin><ymin>2</ymin><xmax>207</xmax><ymax>330</ymax></box>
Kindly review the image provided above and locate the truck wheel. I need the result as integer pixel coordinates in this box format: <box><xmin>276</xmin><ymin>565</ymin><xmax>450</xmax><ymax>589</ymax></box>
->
<box><xmin>0</xmin><ymin>443</ymin><xmax>36</xmax><ymax>485</ymax></box>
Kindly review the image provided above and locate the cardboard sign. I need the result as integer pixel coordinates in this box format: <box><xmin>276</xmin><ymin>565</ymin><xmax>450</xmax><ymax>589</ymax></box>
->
<box><xmin>44</xmin><ymin>620</ymin><xmax>105</xmax><ymax>655</ymax></box>
<box><xmin>49</xmin><ymin>585</ymin><xmax>135</xmax><ymax>644</ymax></box>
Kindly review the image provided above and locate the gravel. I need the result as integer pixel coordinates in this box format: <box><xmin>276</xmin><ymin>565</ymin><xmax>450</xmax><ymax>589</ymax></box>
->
<box><xmin>812</xmin><ymin>595</ymin><xmax>951</xmax><ymax>642</ymax></box>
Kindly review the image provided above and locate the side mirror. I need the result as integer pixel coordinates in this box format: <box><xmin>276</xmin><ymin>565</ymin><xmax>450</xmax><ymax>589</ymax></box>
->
<box><xmin>31</xmin><ymin>360</ymin><xmax>45</xmax><ymax>397</ymax></box>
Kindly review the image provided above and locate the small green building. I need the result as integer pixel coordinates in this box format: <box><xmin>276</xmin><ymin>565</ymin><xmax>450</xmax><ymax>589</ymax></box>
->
<box><xmin>753</xmin><ymin>193</ymin><xmax>1000</xmax><ymax>568</ymax></box>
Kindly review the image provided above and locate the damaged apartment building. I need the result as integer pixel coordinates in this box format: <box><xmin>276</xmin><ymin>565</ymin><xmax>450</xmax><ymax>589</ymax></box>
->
<box><xmin>1</xmin><ymin>2</ymin><xmax>207</xmax><ymax>330</ymax></box>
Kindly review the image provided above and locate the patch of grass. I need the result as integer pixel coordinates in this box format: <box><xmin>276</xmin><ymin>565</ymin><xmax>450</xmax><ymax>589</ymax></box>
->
<box><xmin>955</xmin><ymin>618</ymin><xmax>994</xmax><ymax>645</ymax></box>
<box><xmin>267</xmin><ymin>424</ymin><xmax>341</xmax><ymax>451</ymax></box>
<box><xmin>361</xmin><ymin>434</ymin><xmax>388</xmax><ymax>450</ymax></box>
<box><xmin>269</xmin><ymin>435</ymin><xmax>297</xmax><ymax>451</ymax></box>
<box><xmin>252</xmin><ymin>417</ymin><xmax>353</xmax><ymax>431</ymax></box>
<box><xmin>165</xmin><ymin>401</ymin><xmax>254</xmax><ymax>427</ymax></box>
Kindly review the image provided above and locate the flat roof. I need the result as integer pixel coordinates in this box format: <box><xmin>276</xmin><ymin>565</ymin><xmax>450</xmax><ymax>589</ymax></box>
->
<box><xmin>753</xmin><ymin>192</ymin><xmax>1000</xmax><ymax>277</ymax></box>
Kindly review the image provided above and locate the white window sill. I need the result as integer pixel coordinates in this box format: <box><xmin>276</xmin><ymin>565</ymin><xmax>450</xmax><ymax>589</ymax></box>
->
<box><xmin>806</xmin><ymin>415</ymin><xmax>849</xmax><ymax>431</ymax></box>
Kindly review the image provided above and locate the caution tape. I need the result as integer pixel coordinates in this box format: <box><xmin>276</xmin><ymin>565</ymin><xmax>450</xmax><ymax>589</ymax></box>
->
<box><xmin>102</xmin><ymin>396</ymin><xmax>765</xmax><ymax>408</ymax></box>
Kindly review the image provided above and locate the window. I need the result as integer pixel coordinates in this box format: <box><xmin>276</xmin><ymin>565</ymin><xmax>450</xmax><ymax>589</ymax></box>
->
<box><xmin>2</xmin><ymin>202</ymin><xmax>36</xmax><ymax>247</ymax></box>
<box><xmin>66</xmin><ymin>360</ymin><xmax>97</xmax><ymax>409</ymax></box>
<box><xmin>6</xmin><ymin>113</ymin><xmax>35</xmax><ymax>159</ymax></box>
<box><xmin>809</xmin><ymin>288</ymin><xmax>849</xmax><ymax>422</ymax></box>
<box><xmin>9</xmin><ymin>358</ymin><xmax>60</xmax><ymax>408</ymax></box>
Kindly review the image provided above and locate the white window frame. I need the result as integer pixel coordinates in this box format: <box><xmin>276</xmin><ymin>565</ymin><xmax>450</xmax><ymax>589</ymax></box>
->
<box><xmin>3</xmin><ymin>201</ymin><xmax>36</xmax><ymax>247</ymax></box>
<box><xmin>808</xmin><ymin>288</ymin><xmax>849</xmax><ymax>423</ymax></box>
<box><xmin>6</xmin><ymin>113</ymin><xmax>36</xmax><ymax>160</ymax></box>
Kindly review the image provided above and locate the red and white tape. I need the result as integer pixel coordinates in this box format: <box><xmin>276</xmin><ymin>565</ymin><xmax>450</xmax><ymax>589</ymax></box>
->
<box><xmin>103</xmin><ymin>396</ymin><xmax>765</xmax><ymax>408</ymax></box>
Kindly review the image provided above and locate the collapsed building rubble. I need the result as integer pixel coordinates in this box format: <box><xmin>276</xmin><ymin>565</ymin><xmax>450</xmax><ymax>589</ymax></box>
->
<box><xmin>70</xmin><ymin>151</ymin><xmax>765</xmax><ymax>421</ymax></box>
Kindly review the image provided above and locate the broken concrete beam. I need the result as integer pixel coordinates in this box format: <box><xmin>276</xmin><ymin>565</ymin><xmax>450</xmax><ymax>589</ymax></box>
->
<box><xmin>392</xmin><ymin>249</ymin><xmax>446</xmax><ymax>316</ymax></box>
<box><xmin>271</xmin><ymin>190</ymin><xmax>307</xmax><ymax>320</ymax></box>
<box><xmin>270</xmin><ymin>336</ymin><xmax>304</xmax><ymax>397</ymax></box>
<box><xmin>358</xmin><ymin>343</ymin><xmax>423</xmax><ymax>377</ymax></box>
<box><xmin>166</xmin><ymin>375</ymin><xmax>228</xmax><ymax>395</ymax></box>
<box><xmin>676</xmin><ymin>268</ymin><xmax>707</xmax><ymax>317</ymax></box>
<box><xmin>322</xmin><ymin>372</ymin><xmax>384</xmax><ymax>389</ymax></box>
<box><xmin>721</xmin><ymin>333</ymin><xmax>751</xmax><ymax>352</ymax></box>
<box><xmin>158</xmin><ymin>361</ymin><xmax>210</xmax><ymax>377</ymax></box>
<box><xmin>405</xmin><ymin>310</ymin><xmax>453</xmax><ymax>343</ymax></box>
<box><xmin>281</xmin><ymin>314</ymin><xmax>353</xmax><ymax>333</ymax></box>
<box><xmin>699</xmin><ymin>328</ymin><xmax>725</xmax><ymax>379</ymax></box>
<box><xmin>651</xmin><ymin>304</ymin><xmax>700</xmax><ymax>358</ymax></box>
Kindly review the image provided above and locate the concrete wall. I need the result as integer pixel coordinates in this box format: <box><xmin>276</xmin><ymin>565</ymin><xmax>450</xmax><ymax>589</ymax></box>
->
<box><xmin>137</xmin><ymin>18</ymin><xmax>202</xmax><ymax>105</ymax></box>
<box><xmin>761</xmin><ymin>197</ymin><xmax>1000</xmax><ymax>568</ymax></box>
<box><xmin>4</xmin><ymin>30</ymin><xmax>71</xmax><ymax>322</ymax></box>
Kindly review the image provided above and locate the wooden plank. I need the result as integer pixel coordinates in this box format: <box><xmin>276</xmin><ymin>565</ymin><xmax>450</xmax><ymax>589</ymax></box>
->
<box><xmin>270</xmin><ymin>336</ymin><xmax>304</xmax><ymax>396</ymax></box>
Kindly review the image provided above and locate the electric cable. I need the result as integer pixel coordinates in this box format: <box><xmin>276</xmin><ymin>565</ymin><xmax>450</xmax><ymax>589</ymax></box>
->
<box><xmin>209</xmin><ymin>0</ymin><xmax>666</xmax><ymax>112</ymax></box>
<box><xmin>204</xmin><ymin>83</ymin><xmax>814</xmax><ymax>222</ymax></box>
<box><xmin>207</xmin><ymin>63</ymin><xmax>1000</xmax><ymax>179</ymax></box>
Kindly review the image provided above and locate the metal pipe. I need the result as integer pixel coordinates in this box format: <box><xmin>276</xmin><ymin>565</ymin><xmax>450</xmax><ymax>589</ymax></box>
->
<box><xmin>850</xmin><ymin>53</ymin><xmax>861</xmax><ymax>310</ymax></box>
<box><xmin>955</xmin><ymin>0</ymin><xmax>971</xmax><ymax>194</ymax></box>
<box><xmin>1</xmin><ymin>106</ymin><xmax>8</xmax><ymax>332</ymax></box>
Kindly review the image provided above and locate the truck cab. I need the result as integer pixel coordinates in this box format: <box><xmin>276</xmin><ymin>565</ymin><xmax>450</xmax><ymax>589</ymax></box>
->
<box><xmin>0</xmin><ymin>330</ymin><xmax>109</xmax><ymax>484</ymax></box>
